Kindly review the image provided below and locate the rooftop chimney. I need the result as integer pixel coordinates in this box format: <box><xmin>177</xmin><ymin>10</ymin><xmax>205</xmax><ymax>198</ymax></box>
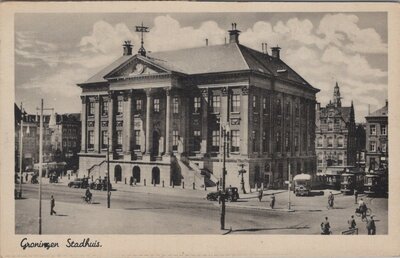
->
<box><xmin>385</xmin><ymin>99</ymin><xmax>388</xmax><ymax>107</ymax></box>
<box><xmin>123</xmin><ymin>40</ymin><xmax>133</xmax><ymax>56</ymax></box>
<box><xmin>271</xmin><ymin>46</ymin><xmax>281</xmax><ymax>59</ymax></box>
<box><xmin>228</xmin><ymin>23</ymin><xmax>241</xmax><ymax>44</ymax></box>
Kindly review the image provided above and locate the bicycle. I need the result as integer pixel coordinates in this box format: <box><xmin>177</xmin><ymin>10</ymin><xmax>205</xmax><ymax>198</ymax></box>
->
<box><xmin>81</xmin><ymin>195</ymin><xmax>92</xmax><ymax>204</ymax></box>
<box><xmin>326</xmin><ymin>200</ymin><xmax>334</xmax><ymax>210</ymax></box>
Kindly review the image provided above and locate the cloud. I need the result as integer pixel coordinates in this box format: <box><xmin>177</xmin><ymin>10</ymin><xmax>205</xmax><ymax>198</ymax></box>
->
<box><xmin>19</xmin><ymin>68</ymin><xmax>87</xmax><ymax>98</ymax></box>
<box><xmin>317</xmin><ymin>13</ymin><xmax>387</xmax><ymax>54</ymax></box>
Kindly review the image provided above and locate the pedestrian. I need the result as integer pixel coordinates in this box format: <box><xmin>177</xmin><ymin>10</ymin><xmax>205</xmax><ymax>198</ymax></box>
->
<box><xmin>348</xmin><ymin>215</ymin><xmax>357</xmax><ymax>229</ymax></box>
<box><xmin>258</xmin><ymin>189</ymin><xmax>263</xmax><ymax>202</ymax></box>
<box><xmin>270</xmin><ymin>193</ymin><xmax>275</xmax><ymax>209</ymax></box>
<box><xmin>354</xmin><ymin>189</ymin><xmax>358</xmax><ymax>204</ymax></box>
<box><xmin>25</xmin><ymin>173</ymin><xmax>28</xmax><ymax>182</ymax></box>
<box><xmin>321</xmin><ymin>217</ymin><xmax>331</xmax><ymax>235</ymax></box>
<box><xmin>50</xmin><ymin>195</ymin><xmax>57</xmax><ymax>216</ymax></box>
<box><xmin>129</xmin><ymin>176</ymin><xmax>133</xmax><ymax>186</ymax></box>
<box><xmin>328</xmin><ymin>191</ymin><xmax>334</xmax><ymax>208</ymax></box>
<box><xmin>358</xmin><ymin>198</ymin><xmax>367</xmax><ymax>219</ymax></box>
<box><xmin>366</xmin><ymin>216</ymin><xmax>376</xmax><ymax>235</ymax></box>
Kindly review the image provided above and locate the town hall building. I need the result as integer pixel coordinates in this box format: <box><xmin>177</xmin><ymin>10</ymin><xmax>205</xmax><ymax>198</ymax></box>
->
<box><xmin>77</xmin><ymin>24</ymin><xmax>319</xmax><ymax>190</ymax></box>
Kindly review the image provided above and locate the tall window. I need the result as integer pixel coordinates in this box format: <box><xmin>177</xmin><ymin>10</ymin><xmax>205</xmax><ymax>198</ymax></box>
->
<box><xmin>262</xmin><ymin>131</ymin><xmax>268</xmax><ymax>153</ymax></box>
<box><xmin>134</xmin><ymin>130</ymin><xmax>141</xmax><ymax>150</ymax></box>
<box><xmin>286</xmin><ymin>102</ymin><xmax>291</xmax><ymax>116</ymax></box>
<box><xmin>153</xmin><ymin>98</ymin><xmax>160</xmax><ymax>113</ymax></box>
<box><xmin>370</xmin><ymin>141</ymin><xmax>376</xmax><ymax>152</ymax></box>
<box><xmin>370</xmin><ymin>124</ymin><xmax>376</xmax><ymax>135</ymax></box>
<box><xmin>328</xmin><ymin>122</ymin><xmax>333</xmax><ymax>131</ymax></box>
<box><xmin>193</xmin><ymin>130</ymin><xmax>201</xmax><ymax>151</ymax></box>
<box><xmin>338</xmin><ymin>153</ymin><xmax>343</xmax><ymax>166</ymax></box>
<box><xmin>252</xmin><ymin>131</ymin><xmax>257</xmax><ymax>153</ymax></box>
<box><xmin>262</xmin><ymin>97</ymin><xmax>268</xmax><ymax>114</ymax></box>
<box><xmin>88</xmin><ymin>131</ymin><xmax>94</xmax><ymax>149</ymax></box>
<box><xmin>136</xmin><ymin>99</ymin><xmax>142</xmax><ymax>111</ymax></box>
<box><xmin>252</xmin><ymin>96</ymin><xmax>258</xmax><ymax>111</ymax></box>
<box><xmin>193</xmin><ymin>97</ymin><xmax>201</xmax><ymax>113</ymax></box>
<box><xmin>294</xmin><ymin>135</ymin><xmax>299</xmax><ymax>151</ymax></box>
<box><xmin>89</xmin><ymin>102</ymin><xmax>95</xmax><ymax>116</ymax></box>
<box><xmin>295</xmin><ymin>103</ymin><xmax>299</xmax><ymax>117</ymax></box>
<box><xmin>173</xmin><ymin>97</ymin><xmax>179</xmax><ymax>114</ymax></box>
<box><xmin>116</xmin><ymin>130</ymin><xmax>122</xmax><ymax>149</ymax></box>
<box><xmin>276</xmin><ymin>99</ymin><xmax>281</xmax><ymax>115</ymax></box>
<box><xmin>231</xmin><ymin>94</ymin><xmax>240</xmax><ymax>112</ymax></box>
<box><xmin>211</xmin><ymin>95</ymin><xmax>220</xmax><ymax>113</ymax></box>
<box><xmin>101</xmin><ymin>131</ymin><xmax>108</xmax><ymax>149</ymax></box>
<box><xmin>211</xmin><ymin>130</ymin><xmax>220</xmax><ymax>152</ymax></box>
<box><xmin>382</xmin><ymin>143</ymin><xmax>387</xmax><ymax>152</ymax></box>
<box><xmin>327</xmin><ymin>137</ymin><xmax>333</xmax><ymax>148</ymax></box>
<box><xmin>117</xmin><ymin>100</ymin><xmax>123</xmax><ymax>115</ymax></box>
<box><xmin>101</xmin><ymin>101</ymin><xmax>108</xmax><ymax>116</ymax></box>
<box><xmin>381</xmin><ymin>125</ymin><xmax>387</xmax><ymax>135</ymax></box>
<box><xmin>317</xmin><ymin>137</ymin><xmax>323</xmax><ymax>147</ymax></box>
<box><xmin>285</xmin><ymin>131</ymin><xmax>290</xmax><ymax>151</ymax></box>
<box><xmin>172</xmin><ymin>130</ymin><xmax>179</xmax><ymax>151</ymax></box>
<box><xmin>231</xmin><ymin>130</ymin><xmax>240</xmax><ymax>152</ymax></box>
<box><xmin>276</xmin><ymin>132</ymin><xmax>281</xmax><ymax>152</ymax></box>
<box><xmin>337</xmin><ymin>137</ymin><xmax>344</xmax><ymax>148</ymax></box>
<box><xmin>317</xmin><ymin>155</ymin><xmax>323</xmax><ymax>166</ymax></box>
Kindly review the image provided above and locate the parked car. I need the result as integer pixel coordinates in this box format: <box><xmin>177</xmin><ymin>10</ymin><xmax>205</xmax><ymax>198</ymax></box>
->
<box><xmin>206</xmin><ymin>187</ymin><xmax>240</xmax><ymax>202</ymax></box>
<box><xmin>90</xmin><ymin>178</ymin><xmax>112</xmax><ymax>191</ymax></box>
<box><xmin>68</xmin><ymin>178</ymin><xmax>89</xmax><ymax>188</ymax></box>
<box><xmin>49</xmin><ymin>173</ymin><xmax>58</xmax><ymax>183</ymax></box>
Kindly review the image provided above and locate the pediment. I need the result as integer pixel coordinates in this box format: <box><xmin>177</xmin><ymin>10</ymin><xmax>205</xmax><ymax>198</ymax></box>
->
<box><xmin>105</xmin><ymin>57</ymin><xmax>170</xmax><ymax>80</ymax></box>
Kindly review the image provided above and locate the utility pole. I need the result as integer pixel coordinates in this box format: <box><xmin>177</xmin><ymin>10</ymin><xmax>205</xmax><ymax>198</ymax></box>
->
<box><xmin>38</xmin><ymin>99</ymin><xmax>43</xmax><ymax>234</ymax></box>
<box><xmin>107</xmin><ymin>136</ymin><xmax>111</xmax><ymax>208</ymax></box>
<box><xmin>220</xmin><ymin>127</ymin><xmax>226</xmax><ymax>230</ymax></box>
<box><xmin>18</xmin><ymin>102</ymin><xmax>24</xmax><ymax>199</ymax></box>
<box><xmin>288</xmin><ymin>163</ymin><xmax>292</xmax><ymax>211</ymax></box>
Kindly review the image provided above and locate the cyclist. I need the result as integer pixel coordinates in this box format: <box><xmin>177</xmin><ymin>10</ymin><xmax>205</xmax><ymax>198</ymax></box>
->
<box><xmin>321</xmin><ymin>217</ymin><xmax>331</xmax><ymax>235</ymax></box>
<box><xmin>328</xmin><ymin>191</ymin><xmax>334</xmax><ymax>208</ymax></box>
<box><xmin>85</xmin><ymin>187</ymin><xmax>92</xmax><ymax>203</ymax></box>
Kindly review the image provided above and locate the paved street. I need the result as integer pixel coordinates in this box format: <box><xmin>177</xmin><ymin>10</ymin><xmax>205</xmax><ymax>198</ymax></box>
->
<box><xmin>15</xmin><ymin>183</ymin><xmax>388</xmax><ymax>235</ymax></box>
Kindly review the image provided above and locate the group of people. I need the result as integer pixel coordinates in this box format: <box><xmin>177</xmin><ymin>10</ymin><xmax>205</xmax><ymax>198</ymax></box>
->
<box><xmin>257</xmin><ymin>189</ymin><xmax>275</xmax><ymax>209</ymax></box>
<box><xmin>321</xmin><ymin>214</ymin><xmax>376</xmax><ymax>235</ymax></box>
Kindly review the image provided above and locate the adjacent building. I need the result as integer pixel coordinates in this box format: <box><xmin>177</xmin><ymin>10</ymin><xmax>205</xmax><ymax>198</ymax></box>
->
<box><xmin>365</xmin><ymin>101</ymin><xmax>388</xmax><ymax>171</ymax></box>
<box><xmin>315</xmin><ymin>83</ymin><xmax>357</xmax><ymax>174</ymax></box>
<box><xmin>77</xmin><ymin>24</ymin><xmax>319</xmax><ymax>190</ymax></box>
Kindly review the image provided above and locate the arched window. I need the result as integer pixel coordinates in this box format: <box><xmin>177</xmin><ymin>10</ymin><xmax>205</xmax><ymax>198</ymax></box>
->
<box><xmin>337</xmin><ymin>137</ymin><xmax>344</xmax><ymax>148</ymax></box>
<box><xmin>317</xmin><ymin>137</ymin><xmax>323</xmax><ymax>147</ymax></box>
<box><xmin>327</xmin><ymin>137</ymin><xmax>333</xmax><ymax>148</ymax></box>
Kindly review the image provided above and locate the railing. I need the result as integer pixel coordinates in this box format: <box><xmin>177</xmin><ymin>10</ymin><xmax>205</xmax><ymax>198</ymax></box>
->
<box><xmin>87</xmin><ymin>160</ymin><xmax>107</xmax><ymax>176</ymax></box>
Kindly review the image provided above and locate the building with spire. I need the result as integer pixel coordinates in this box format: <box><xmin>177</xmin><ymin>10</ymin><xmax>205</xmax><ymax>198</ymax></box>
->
<box><xmin>315</xmin><ymin>83</ymin><xmax>357</xmax><ymax>176</ymax></box>
<box><xmin>77</xmin><ymin>23</ymin><xmax>319</xmax><ymax>190</ymax></box>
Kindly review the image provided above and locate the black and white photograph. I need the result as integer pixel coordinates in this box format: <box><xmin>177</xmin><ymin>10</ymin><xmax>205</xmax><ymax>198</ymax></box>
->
<box><xmin>1</xmin><ymin>2</ymin><xmax>400</xmax><ymax>257</ymax></box>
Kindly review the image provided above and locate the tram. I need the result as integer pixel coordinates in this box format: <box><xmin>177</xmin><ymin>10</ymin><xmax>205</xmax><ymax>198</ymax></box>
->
<box><xmin>364</xmin><ymin>169</ymin><xmax>388</xmax><ymax>196</ymax></box>
<box><xmin>340</xmin><ymin>169</ymin><xmax>365</xmax><ymax>195</ymax></box>
<box><xmin>324</xmin><ymin>166</ymin><xmax>351</xmax><ymax>190</ymax></box>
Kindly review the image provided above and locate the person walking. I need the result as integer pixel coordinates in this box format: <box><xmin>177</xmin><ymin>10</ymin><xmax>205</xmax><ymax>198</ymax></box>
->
<box><xmin>270</xmin><ymin>193</ymin><xmax>275</xmax><ymax>209</ymax></box>
<box><xmin>348</xmin><ymin>215</ymin><xmax>357</xmax><ymax>229</ymax></box>
<box><xmin>321</xmin><ymin>217</ymin><xmax>331</xmax><ymax>235</ymax></box>
<box><xmin>328</xmin><ymin>191</ymin><xmax>334</xmax><ymax>208</ymax></box>
<box><xmin>354</xmin><ymin>189</ymin><xmax>358</xmax><ymax>204</ymax></box>
<box><xmin>50</xmin><ymin>195</ymin><xmax>57</xmax><ymax>216</ymax></box>
<box><xmin>366</xmin><ymin>216</ymin><xmax>376</xmax><ymax>235</ymax></box>
<box><xmin>258</xmin><ymin>189</ymin><xmax>263</xmax><ymax>202</ymax></box>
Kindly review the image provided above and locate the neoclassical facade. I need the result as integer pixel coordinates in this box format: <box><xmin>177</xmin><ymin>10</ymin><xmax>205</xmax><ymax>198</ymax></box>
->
<box><xmin>77</xmin><ymin>26</ymin><xmax>319</xmax><ymax>189</ymax></box>
<box><xmin>315</xmin><ymin>83</ymin><xmax>356</xmax><ymax>174</ymax></box>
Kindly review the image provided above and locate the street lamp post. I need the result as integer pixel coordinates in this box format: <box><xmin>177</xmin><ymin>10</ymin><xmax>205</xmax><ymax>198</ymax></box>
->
<box><xmin>220</xmin><ymin>124</ymin><xmax>229</xmax><ymax>230</ymax></box>
<box><xmin>287</xmin><ymin>162</ymin><xmax>292</xmax><ymax>211</ymax></box>
<box><xmin>36</xmin><ymin>99</ymin><xmax>56</xmax><ymax>234</ymax></box>
<box><xmin>238</xmin><ymin>164</ymin><xmax>247</xmax><ymax>194</ymax></box>
<box><xmin>107</xmin><ymin>136</ymin><xmax>111</xmax><ymax>208</ymax></box>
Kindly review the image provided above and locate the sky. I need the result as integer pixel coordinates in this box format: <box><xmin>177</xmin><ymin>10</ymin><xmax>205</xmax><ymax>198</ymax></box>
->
<box><xmin>15</xmin><ymin>12</ymin><xmax>388</xmax><ymax>122</ymax></box>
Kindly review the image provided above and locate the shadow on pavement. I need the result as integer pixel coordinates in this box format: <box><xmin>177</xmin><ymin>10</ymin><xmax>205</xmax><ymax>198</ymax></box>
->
<box><xmin>308</xmin><ymin>191</ymin><xmax>324</xmax><ymax>197</ymax></box>
<box><xmin>229</xmin><ymin>225</ymin><xmax>310</xmax><ymax>233</ymax></box>
<box><xmin>124</xmin><ymin>207</ymin><xmax>168</xmax><ymax>210</ymax></box>
<box><xmin>56</xmin><ymin>214</ymin><xmax>68</xmax><ymax>217</ymax></box>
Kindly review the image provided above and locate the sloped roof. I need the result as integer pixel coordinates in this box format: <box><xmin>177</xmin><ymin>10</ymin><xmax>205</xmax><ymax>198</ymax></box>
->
<box><xmin>319</xmin><ymin>106</ymin><xmax>352</xmax><ymax>123</ymax></box>
<box><xmin>367</xmin><ymin>104</ymin><xmax>388</xmax><ymax>117</ymax></box>
<box><xmin>81</xmin><ymin>43</ymin><xmax>316</xmax><ymax>91</ymax></box>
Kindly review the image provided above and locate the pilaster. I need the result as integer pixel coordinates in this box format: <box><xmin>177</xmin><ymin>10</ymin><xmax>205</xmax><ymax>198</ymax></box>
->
<box><xmin>200</xmin><ymin>88</ymin><xmax>209</xmax><ymax>154</ymax></box>
<box><xmin>80</xmin><ymin>96</ymin><xmax>87</xmax><ymax>153</ymax></box>
<box><xmin>93</xmin><ymin>95</ymin><xmax>100</xmax><ymax>153</ymax></box>
<box><xmin>240</xmin><ymin>86</ymin><xmax>249</xmax><ymax>156</ymax></box>
<box><xmin>123</xmin><ymin>90</ymin><xmax>133</xmax><ymax>159</ymax></box>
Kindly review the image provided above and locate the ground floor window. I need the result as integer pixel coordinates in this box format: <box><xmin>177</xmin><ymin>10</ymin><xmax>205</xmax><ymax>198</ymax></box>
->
<box><xmin>193</xmin><ymin>130</ymin><xmax>201</xmax><ymax>152</ymax></box>
<box><xmin>231</xmin><ymin>130</ymin><xmax>240</xmax><ymax>153</ymax></box>
<box><xmin>116</xmin><ymin>130</ymin><xmax>122</xmax><ymax>149</ymax></box>
<box><xmin>88</xmin><ymin>131</ymin><xmax>94</xmax><ymax>149</ymax></box>
<box><xmin>172</xmin><ymin>130</ymin><xmax>179</xmax><ymax>151</ymax></box>
<box><xmin>134</xmin><ymin>130</ymin><xmax>141</xmax><ymax>150</ymax></box>
<box><xmin>211</xmin><ymin>130</ymin><xmax>220</xmax><ymax>152</ymax></box>
<box><xmin>101</xmin><ymin>130</ymin><xmax>108</xmax><ymax>149</ymax></box>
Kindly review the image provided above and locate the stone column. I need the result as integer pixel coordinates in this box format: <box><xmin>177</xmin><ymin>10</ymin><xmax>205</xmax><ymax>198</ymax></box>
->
<box><xmin>108</xmin><ymin>91</ymin><xmax>115</xmax><ymax>154</ymax></box>
<box><xmin>240</xmin><ymin>86</ymin><xmax>249</xmax><ymax>156</ymax></box>
<box><xmin>201</xmin><ymin>88</ymin><xmax>208</xmax><ymax>154</ymax></box>
<box><xmin>123</xmin><ymin>90</ymin><xmax>132</xmax><ymax>160</ymax></box>
<box><xmin>145</xmin><ymin>89</ymin><xmax>152</xmax><ymax>156</ymax></box>
<box><xmin>93</xmin><ymin>95</ymin><xmax>100</xmax><ymax>153</ymax></box>
<box><xmin>164</xmin><ymin>87</ymin><xmax>171</xmax><ymax>156</ymax></box>
<box><xmin>80</xmin><ymin>96</ymin><xmax>87</xmax><ymax>153</ymax></box>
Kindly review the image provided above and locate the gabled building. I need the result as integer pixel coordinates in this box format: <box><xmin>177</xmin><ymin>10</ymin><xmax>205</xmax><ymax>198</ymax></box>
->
<box><xmin>365</xmin><ymin>101</ymin><xmax>388</xmax><ymax>171</ymax></box>
<box><xmin>315</xmin><ymin>83</ymin><xmax>357</xmax><ymax>174</ymax></box>
<box><xmin>77</xmin><ymin>24</ymin><xmax>319</xmax><ymax>190</ymax></box>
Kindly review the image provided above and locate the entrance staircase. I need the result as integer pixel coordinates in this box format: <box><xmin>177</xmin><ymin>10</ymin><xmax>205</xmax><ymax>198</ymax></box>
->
<box><xmin>172</xmin><ymin>155</ymin><xmax>219</xmax><ymax>188</ymax></box>
<box><xmin>87</xmin><ymin>160</ymin><xmax>107</xmax><ymax>179</ymax></box>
